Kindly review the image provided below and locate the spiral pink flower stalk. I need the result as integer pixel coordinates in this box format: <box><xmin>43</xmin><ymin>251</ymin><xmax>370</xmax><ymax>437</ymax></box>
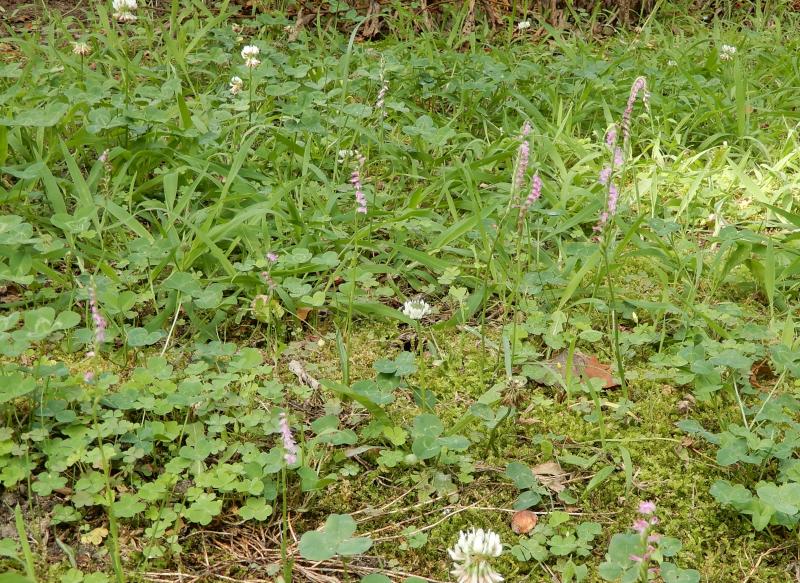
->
<box><xmin>513</xmin><ymin>121</ymin><xmax>533</xmax><ymax>189</ymax></box>
<box><xmin>519</xmin><ymin>174</ymin><xmax>542</xmax><ymax>222</ymax></box>
<box><xmin>605</xmin><ymin>125</ymin><xmax>617</xmax><ymax>148</ymax></box>
<box><xmin>607</xmin><ymin>183</ymin><xmax>619</xmax><ymax>216</ymax></box>
<box><xmin>89</xmin><ymin>285</ymin><xmax>106</xmax><ymax>345</ymax></box>
<box><xmin>599</xmin><ymin>166</ymin><xmax>612</xmax><ymax>185</ymax></box>
<box><xmin>626</xmin><ymin>501</ymin><xmax>659</xmax><ymax>564</ymax></box>
<box><xmin>375</xmin><ymin>81</ymin><xmax>389</xmax><ymax>110</ymax></box>
<box><xmin>515</xmin><ymin>140</ymin><xmax>530</xmax><ymax>189</ymax></box>
<box><xmin>351</xmin><ymin>153</ymin><xmax>368</xmax><ymax>214</ymax></box>
<box><xmin>279</xmin><ymin>412</ymin><xmax>298</xmax><ymax>464</ymax></box>
<box><xmin>614</xmin><ymin>147</ymin><xmax>625</xmax><ymax>168</ymax></box>
<box><xmin>621</xmin><ymin>76</ymin><xmax>648</xmax><ymax>143</ymax></box>
<box><xmin>351</xmin><ymin>169</ymin><xmax>367</xmax><ymax>214</ymax></box>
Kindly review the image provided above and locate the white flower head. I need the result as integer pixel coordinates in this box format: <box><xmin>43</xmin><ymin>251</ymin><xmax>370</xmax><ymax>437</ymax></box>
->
<box><xmin>112</xmin><ymin>0</ymin><xmax>137</xmax><ymax>22</ymax></box>
<box><xmin>720</xmin><ymin>44</ymin><xmax>736</xmax><ymax>61</ymax></box>
<box><xmin>241</xmin><ymin>44</ymin><xmax>261</xmax><ymax>68</ymax></box>
<box><xmin>402</xmin><ymin>298</ymin><xmax>432</xmax><ymax>321</ymax></box>
<box><xmin>72</xmin><ymin>42</ymin><xmax>91</xmax><ymax>56</ymax></box>
<box><xmin>449</xmin><ymin>528</ymin><xmax>504</xmax><ymax>583</ymax></box>
<box><xmin>517</xmin><ymin>20</ymin><xmax>531</xmax><ymax>30</ymax></box>
<box><xmin>667</xmin><ymin>59</ymin><xmax>677</xmax><ymax>67</ymax></box>
<box><xmin>229</xmin><ymin>76</ymin><xmax>244</xmax><ymax>95</ymax></box>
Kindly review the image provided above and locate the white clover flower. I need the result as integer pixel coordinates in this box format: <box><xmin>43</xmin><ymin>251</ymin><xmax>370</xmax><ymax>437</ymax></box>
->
<box><xmin>112</xmin><ymin>0</ymin><xmax>137</xmax><ymax>22</ymax></box>
<box><xmin>241</xmin><ymin>44</ymin><xmax>261</xmax><ymax>68</ymax></box>
<box><xmin>449</xmin><ymin>528</ymin><xmax>504</xmax><ymax>583</ymax></box>
<box><xmin>72</xmin><ymin>42</ymin><xmax>91</xmax><ymax>56</ymax></box>
<box><xmin>229</xmin><ymin>76</ymin><xmax>244</xmax><ymax>96</ymax></box>
<box><xmin>517</xmin><ymin>20</ymin><xmax>531</xmax><ymax>30</ymax></box>
<box><xmin>402</xmin><ymin>299</ymin><xmax>432</xmax><ymax>321</ymax></box>
<box><xmin>720</xmin><ymin>44</ymin><xmax>736</xmax><ymax>61</ymax></box>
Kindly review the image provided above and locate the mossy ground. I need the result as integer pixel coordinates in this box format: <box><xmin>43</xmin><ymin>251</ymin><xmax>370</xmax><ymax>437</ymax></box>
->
<box><xmin>5</xmin><ymin>310</ymin><xmax>798</xmax><ymax>583</ymax></box>
<box><xmin>159</xmin><ymin>315</ymin><xmax>793</xmax><ymax>581</ymax></box>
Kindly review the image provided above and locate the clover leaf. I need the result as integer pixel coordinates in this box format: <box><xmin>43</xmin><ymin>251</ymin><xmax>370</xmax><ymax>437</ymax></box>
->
<box><xmin>298</xmin><ymin>514</ymin><xmax>372</xmax><ymax>561</ymax></box>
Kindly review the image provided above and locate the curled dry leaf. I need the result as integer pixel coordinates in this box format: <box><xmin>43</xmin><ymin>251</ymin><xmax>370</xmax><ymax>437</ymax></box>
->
<box><xmin>288</xmin><ymin>360</ymin><xmax>321</xmax><ymax>392</ymax></box>
<box><xmin>676</xmin><ymin>394</ymin><xmax>695</xmax><ymax>415</ymax></box>
<box><xmin>531</xmin><ymin>460</ymin><xmax>568</xmax><ymax>493</ymax></box>
<box><xmin>511</xmin><ymin>510</ymin><xmax>538</xmax><ymax>534</ymax></box>
<box><xmin>543</xmin><ymin>350</ymin><xmax>619</xmax><ymax>389</ymax></box>
<box><xmin>750</xmin><ymin>358</ymin><xmax>776</xmax><ymax>391</ymax></box>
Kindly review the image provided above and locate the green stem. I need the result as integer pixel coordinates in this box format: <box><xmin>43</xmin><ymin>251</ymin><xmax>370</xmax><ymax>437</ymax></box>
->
<box><xmin>281</xmin><ymin>467</ymin><xmax>292</xmax><ymax>583</ymax></box>
<box><xmin>248</xmin><ymin>67</ymin><xmax>254</xmax><ymax>127</ymax></box>
<box><xmin>601</xmin><ymin>242</ymin><xmax>627</xmax><ymax>399</ymax></box>
<box><xmin>93</xmin><ymin>398</ymin><xmax>126</xmax><ymax>583</ymax></box>
<box><xmin>15</xmin><ymin>505</ymin><xmax>38</xmax><ymax>582</ymax></box>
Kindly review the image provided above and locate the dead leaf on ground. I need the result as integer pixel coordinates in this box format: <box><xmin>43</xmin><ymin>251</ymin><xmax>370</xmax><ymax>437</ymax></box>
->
<box><xmin>543</xmin><ymin>350</ymin><xmax>619</xmax><ymax>389</ymax></box>
<box><xmin>81</xmin><ymin>526</ymin><xmax>108</xmax><ymax>546</ymax></box>
<box><xmin>531</xmin><ymin>460</ymin><xmax>568</xmax><ymax>493</ymax></box>
<box><xmin>750</xmin><ymin>359</ymin><xmax>776</xmax><ymax>391</ymax></box>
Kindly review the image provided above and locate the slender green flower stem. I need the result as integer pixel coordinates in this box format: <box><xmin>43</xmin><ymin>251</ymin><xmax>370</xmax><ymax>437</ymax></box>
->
<box><xmin>92</xmin><ymin>397</ymin><xmax>126</xmax><ymax>583</ymax></box>
<box><xmin>248</xmin><ymin>67</ymin><xmax>254</xmax><ymax>127</ymax></box>
<box><xmin>281</xmin><ymin>467</ymin><xmax>292</xmax><ymax>583</ymax></box>
<box><xmin>601</xmin><ymin>240</ymin><xmax>628</xmax><ymax>399</ymax></box>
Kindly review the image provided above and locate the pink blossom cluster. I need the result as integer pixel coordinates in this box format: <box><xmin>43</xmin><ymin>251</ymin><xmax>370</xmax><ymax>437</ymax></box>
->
<box><xmin>621</xmin><ymin>76</ymin><xmax>649</xmax><ymax>143</ymax></box>
<box><xmin>351</xmin><ymin>152</ymin><xmax>368</xmax><ymax>214</ymax></box>
<box><xmin>628</xmin><ymin>501</ymin><xmax>661</xmax><ymax>564</ymax></box>
<box><xmin>519</xmin><ymin>174</ymin><xmax>542</xmax><ymax>221</ymax></box>
<box><xmin>89</xmin><ymin>285</ymin><xmax>106</xmax><ymax>345</ymax></box>
<box><xmin>595</xmin><ymin>77</ymin><xmax>648</xmax><ymax>231</ymax></box>
<box><xmin>279</xmin><ymin>412</ymin><xmax>298</xmax><ymax>464</ymax></box>
<box><xmin>514</xmin><ymin>121</ymin><xmax>533</xmax><ymax>190</ymax></box>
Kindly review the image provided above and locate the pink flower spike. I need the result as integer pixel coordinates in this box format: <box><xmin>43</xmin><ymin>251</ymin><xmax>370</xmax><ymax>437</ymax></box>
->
<box><xmin>84</xmin><ymin>371</ymin><xmax>95</xmax><ymax>383</ymax></box>
<box><xmin>519</xmin><ymin>174</ymin><xmax>542</xmax><ymax>221</ymax></box>
<box><xmin>607</xmin><ymin>183</ymin><xmax>619</xmax><ymax>216</ymax></box>
<box><xmin>632</xmin><ymin>519</ymin><xmax>649</xmax><ymax>533</ymax></box>
<box><xmin>279</xmin><ymin>412</ymin><xmax>299</xmax><ymax>465</ymax></box>
<box><xmin>351</xmin><ymin>164</ymin><xmax>368</xmax><ymax>214</ymax></box>
<box><xmin>629</xmin><ymin>554</ymin><xmax>644</xmax><ymax>563</ymax></box>
<box><xmin>521</xmin><ymin>120</ymin><xmax>532</xmax><ymax>137</ymax></box>
<box><xmin>599</xmin><ymin>166</ymin><xmax>612</xmax><ymax>185</ymax></box>
<box><xmin>267</xmin><ymin>252</ymin><xmax>278</xmax><ymax>262</ymax></box>
<box><xmin>515</xmin><ymin>140</ymin><xmax>530</xmax><ymax>189</ymax></box>
<box><xmin>622</xmin><ymin>77</ymin><xmax>648</xmax><ymax>142</ymax></box>
<box><xmin>647</xmin><ymin>533</ymin><xmax>661</xmax><ymax>543</ymax></box>
<box><xmin>88</xmin><ymin>285</ymin><xmax>107</xmax><ymax>345</ymax></box>
<box><xmin>614</xmin><ymin>147</ymin><xmax>625</xmax><ymax>167</ymax></box>
<box><xmin>638</xmin><ymin>501</ymin><xmax>657</xmax><ymax>515</ymax></box>
<box><xmin>605</xmin><ymin>125</ymin><xmax>617</xmax><ymax>148</ymax></box>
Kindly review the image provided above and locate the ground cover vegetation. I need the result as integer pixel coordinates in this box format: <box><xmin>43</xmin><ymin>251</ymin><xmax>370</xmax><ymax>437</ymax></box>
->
<box><xmin>1</xmin><ymin>0</ymin><xmax>800</xmax><ymax>581</ymax></box>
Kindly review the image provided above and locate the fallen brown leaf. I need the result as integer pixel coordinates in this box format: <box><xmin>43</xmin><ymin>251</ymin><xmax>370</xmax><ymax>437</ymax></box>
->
<box><xmin>750</xmin><ymin>359</ymin><xmax>775</xmax><ymax>391</ymax></box>
<box><xmin>531</xmin><ymin>460</ymin><xmax>568</xmax><ymax>493</ymax></box>
<box><xmin>543</xmin><ymin>350</ymin><xmax>619</xmax><ymax>389</ymax></box>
